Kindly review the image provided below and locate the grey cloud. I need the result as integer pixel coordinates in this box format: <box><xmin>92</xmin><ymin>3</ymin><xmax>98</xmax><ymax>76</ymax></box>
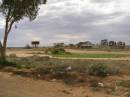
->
<box><xmin>0</xmin><ymin>0</ymin><xmax>129</xmax><ymax>46</ymax></box>
<box><xmin>90</xmin><ymin>0</ymin><xmax>113</xmax><ymax>3</ymax></box>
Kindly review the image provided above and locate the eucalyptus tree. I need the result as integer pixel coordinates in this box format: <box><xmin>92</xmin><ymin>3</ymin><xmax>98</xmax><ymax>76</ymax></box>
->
<box><xmin>0</xmin><ymin>0</ymin><xmax>47</xmax><ymax>60</ymax></box>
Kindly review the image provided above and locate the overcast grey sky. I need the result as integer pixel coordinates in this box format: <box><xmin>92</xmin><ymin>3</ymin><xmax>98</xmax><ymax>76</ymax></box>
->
<box><xmin>0</xmin><ymin>0</ymin><xmax>130</xmax><ymax>47</ymax></box>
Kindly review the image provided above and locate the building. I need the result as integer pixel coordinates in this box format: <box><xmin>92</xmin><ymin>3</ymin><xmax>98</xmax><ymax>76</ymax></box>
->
<box><xmin>77</xmin><ymin>41</ymin><xmax>93</xmax><ymax>49</ymax></box>
<box><xmin>101</xmin><ymin>39</ymin><xmax>108</xmax><ymax>47</ymax></box>
<box><xmin>117</xmin><ymin>41</ymin><xmax>125</xmax><ymax>49</ymax></box>
<box><xmin>53</xmin><ymin>43</ymin><xmax>64</xmax><ymax>48</ymax></box>
<box><xmin>109</xmin><ymin>41</ymin><xmax>116</xmax><ymax>48</ymax></box>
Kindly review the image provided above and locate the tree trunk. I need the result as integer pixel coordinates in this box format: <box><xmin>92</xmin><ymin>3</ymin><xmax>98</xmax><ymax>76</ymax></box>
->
<box><xmin>2</xmin><ymin>30</ymin><xmax>9</xmax><ymax>61</ymax></box>
<box><xmin>0</xmin><ymin>16</ymin><xmax>15</xmax><ymax>61</ymax></box>
<box><xmin>0</xmin><ymin>21</ymin><xmax>8</xmax><ymax>61</ymax></box>
<box><xmin>0</xmin><ymin>47</ymin><xmax>6</xmax><ymax>61</ymax></box>
<box><xmin>0</xmin><ymin>41</ymin><xmax>6</xmax><ymax>61</ymax></box>
<box><xmin>0</xmin><ymin>42</ymin><xmax>2</xmax><ymax>60</ymax></box>
<box><xmin>0</xmin><ymin>8</ymin><xmax>14</xmax><ymax>61</ymax></box>
<box><xmin>0</xmin><ymin>32</ymin><xmax>8</xmax><ymax>61</ymax></box>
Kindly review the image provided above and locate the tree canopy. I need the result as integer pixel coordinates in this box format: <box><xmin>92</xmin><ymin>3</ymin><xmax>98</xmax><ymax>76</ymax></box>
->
<box><xmin>0</xmin><ymin>0</ymin><xmax>47</xmax><ymax>60</ymax></box>
<box><xmin>0</xmin><ymin>0</ymin><xmax>47</xmax><ymax>22</ymax></box>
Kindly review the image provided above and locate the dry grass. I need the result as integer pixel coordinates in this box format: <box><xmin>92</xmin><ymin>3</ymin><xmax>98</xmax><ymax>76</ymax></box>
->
<box><xmin>1</xmin><ymin>48</ymin><xmax>130</xmax><ymax>97</ymax></box>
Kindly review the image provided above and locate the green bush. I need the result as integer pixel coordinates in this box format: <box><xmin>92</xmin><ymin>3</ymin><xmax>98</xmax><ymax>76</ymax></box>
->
<box><xmin>0</xmin><ymin>59</ymin><xmax>17</xmax><ymax>67</ymax></box>
<box><xmin>51</xmin><ymin>48</ymin><xmax>65</xmax><ymax>54</ymax></box>
<box><xmin>88</xmin><ymin>63</ymin><xmax>108</xmax><ymax>77</ymax></box>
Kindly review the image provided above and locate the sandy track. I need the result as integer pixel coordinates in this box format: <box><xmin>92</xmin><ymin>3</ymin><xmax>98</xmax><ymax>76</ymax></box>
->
<box><xmin>0</xmin><ymin>72</ymin><xmax>119</xmax><ymax>97</ymax></box>
<box><xmin>54</xmin><ymin>57</ymin><xmax>130</xmax><ymax>61</ymax></box>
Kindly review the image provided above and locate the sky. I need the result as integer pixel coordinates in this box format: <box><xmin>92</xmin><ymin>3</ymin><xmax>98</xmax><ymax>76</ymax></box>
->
<box><xmin>0</xmin><ymin>0</ymin><xmax>130</xmax><ymax>47</ymax></box>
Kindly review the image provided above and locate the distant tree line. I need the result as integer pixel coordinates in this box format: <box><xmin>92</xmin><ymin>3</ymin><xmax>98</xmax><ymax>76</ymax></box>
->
<box><xmin>53</xmin><ymin>39</ymin><xmax>126</xmax><ymax>49</ymax></box>
<box><xmin>25</xmin><ymin>39</ymin><xmax>126</xmax><ymax>50</ymax></box>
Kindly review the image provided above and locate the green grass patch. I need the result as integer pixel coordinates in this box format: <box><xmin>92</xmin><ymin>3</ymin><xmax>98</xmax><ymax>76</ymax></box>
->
<box><xmin>52</xmin><ymin>53</ymin><xmax>130</xmax><ymax>58</ymax></box>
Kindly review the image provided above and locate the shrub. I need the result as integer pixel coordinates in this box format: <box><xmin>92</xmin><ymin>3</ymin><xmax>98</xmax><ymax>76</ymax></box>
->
<box><xmin>0</xmin><ymin>59</ymin><xmax>17</xmax><ymax>67</ymax></box>
<box><xmin>51</xmin><ymin>48</ymin><xmax>65</xmax><ymax>54</ymax></box>
<box><xmin>65</xmin><ymin>52</ymin><xmax>72</xmax><ymax>55</ymax></box>
<box><xmin>117</xmin><ymin>80</ymin><xmax>130</xmax><ymax>88</ymax></box>
<box><xmin>35</xmin><ymin>67</ymin><xmax>52</xmax><ymax>75</ymax></box>
<box><xmin>9</xmin><ymin>53</ymin><xmax>17</xmax><ymax>58</ymax></box>
<box><xmin>88</xmin><ymin>63</ymin><xmax>108</xmax><ymax>77</ymax></box>
<box><xmin>90</xmin><ymin>79</ymin><xmax>100</xmax><ymax>87</ymax></box>
<box><xmin>108</xmin><ymin>66</ymin><xmax>120</xmax><ymax>75</ymax></box>
<box><xmin>31</xmin><ymin>56</ymin><xmax>50</xmax><ymax>61</ymax></box>
<box><xmin>24</xmin><ymin>44</ymin><xmax>31</xmax><ymax>49</ymax></box>
<box><xmin>44</xmin><ymin>48</ymin><xmax>51</xmax><ymax>54</ymax></box>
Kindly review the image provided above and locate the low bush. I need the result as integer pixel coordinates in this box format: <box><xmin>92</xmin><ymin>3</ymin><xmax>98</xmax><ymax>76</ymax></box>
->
<box><xmin>108</xmin><ymin>66</ymin><xmax>120</xmax><ymax>75</ymax></box>
<box><xmin>117</xmin><ymin>80</ymin><xmax>130</xmax><ymax>88</ymax></box>
<box><xmin>30</xmin><ymin>56</ymin><xmax>50</xmax><ymax>61</ymax></box>
<box><xmin>90</xmin><ymin>79</ymin><xmax>101</xmax><ymax>87</ymax></box>
<box><xmin>88</xmin><ymin>63</ymin><xmax>108</xmax><ymax>77</ymax></box>
<box><xmin>0</xmin><ymin>59</ymin><xmax>17</xmax><ymax>67</ymax></box>
<box><xmin>35</xmin><ymin>67</ymin><xmax>52</xmax><ymax>75</ymax></box>
<box><xmin>9</xmin><ymin>53</ymin><xmax>17</xmax><ymax>58</ymax></box>
<box><xmin>51</xmin><ymin>47</ymin><xmax>66</xmax><ymax>54</ymax></box>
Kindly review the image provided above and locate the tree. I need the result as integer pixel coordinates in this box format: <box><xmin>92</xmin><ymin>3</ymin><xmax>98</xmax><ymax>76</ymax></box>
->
<box><xmin>24</xmin><ymin>44</ymin><xmax>31</xmax><ymax>49</ymax></box>
<box><xmin>31</xmin><ymin>41</ymin><xmax>40</xmax><ymax>48</ymax></box>
<box><xmin>0</xmin><ymin>0</ymin><xmax>47</xmax><ymax>60</ymax></box>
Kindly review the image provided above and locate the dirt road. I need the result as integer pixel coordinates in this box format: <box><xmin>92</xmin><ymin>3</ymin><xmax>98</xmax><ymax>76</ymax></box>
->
<box><xmin>0</xmin><ymin>72</ymin><xmax>119</xmax><ymax>97</ymax></box>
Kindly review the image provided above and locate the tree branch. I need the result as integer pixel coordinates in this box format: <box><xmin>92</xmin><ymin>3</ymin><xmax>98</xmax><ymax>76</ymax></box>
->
<box><xmin>4</xmin><ymin>7</ymin><xmax>11</xmax><ymax>35</ymax></box>
<box><xmin>7</xmin><ymin>20</ymin><xmax>15</xmax><ymax>34</ymax></box>
<box><xmin>6</xmin><ymin>7</ymin><xmax>11</xmax><ymax>22</ymax></box>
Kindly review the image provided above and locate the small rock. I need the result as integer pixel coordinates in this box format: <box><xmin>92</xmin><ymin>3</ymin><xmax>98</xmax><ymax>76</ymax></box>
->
<box><xmin>66</xmin><ymin>66</ymin><xmax>72</xmax><ymax>71</ymax></box>
<box><xmin>37</xmin><ymin>74</ymin><xmax>41</xmax><ymax>77</ymax></box>
<box><xmin>51</xmin><ymin>79</ymin><xmax>57</xmax><ymax>82</ymax></box>
<box><xmin>98</xmin><ymin>82</ymin><xmax>104</xmax><ymax>87</ymax></box>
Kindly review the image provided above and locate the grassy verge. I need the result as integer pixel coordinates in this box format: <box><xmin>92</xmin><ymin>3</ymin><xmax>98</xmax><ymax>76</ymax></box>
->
<box><xmin>52</xmin><ymin>53</ymin><xmax>130</xmax><ymax>58</ymax></box>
